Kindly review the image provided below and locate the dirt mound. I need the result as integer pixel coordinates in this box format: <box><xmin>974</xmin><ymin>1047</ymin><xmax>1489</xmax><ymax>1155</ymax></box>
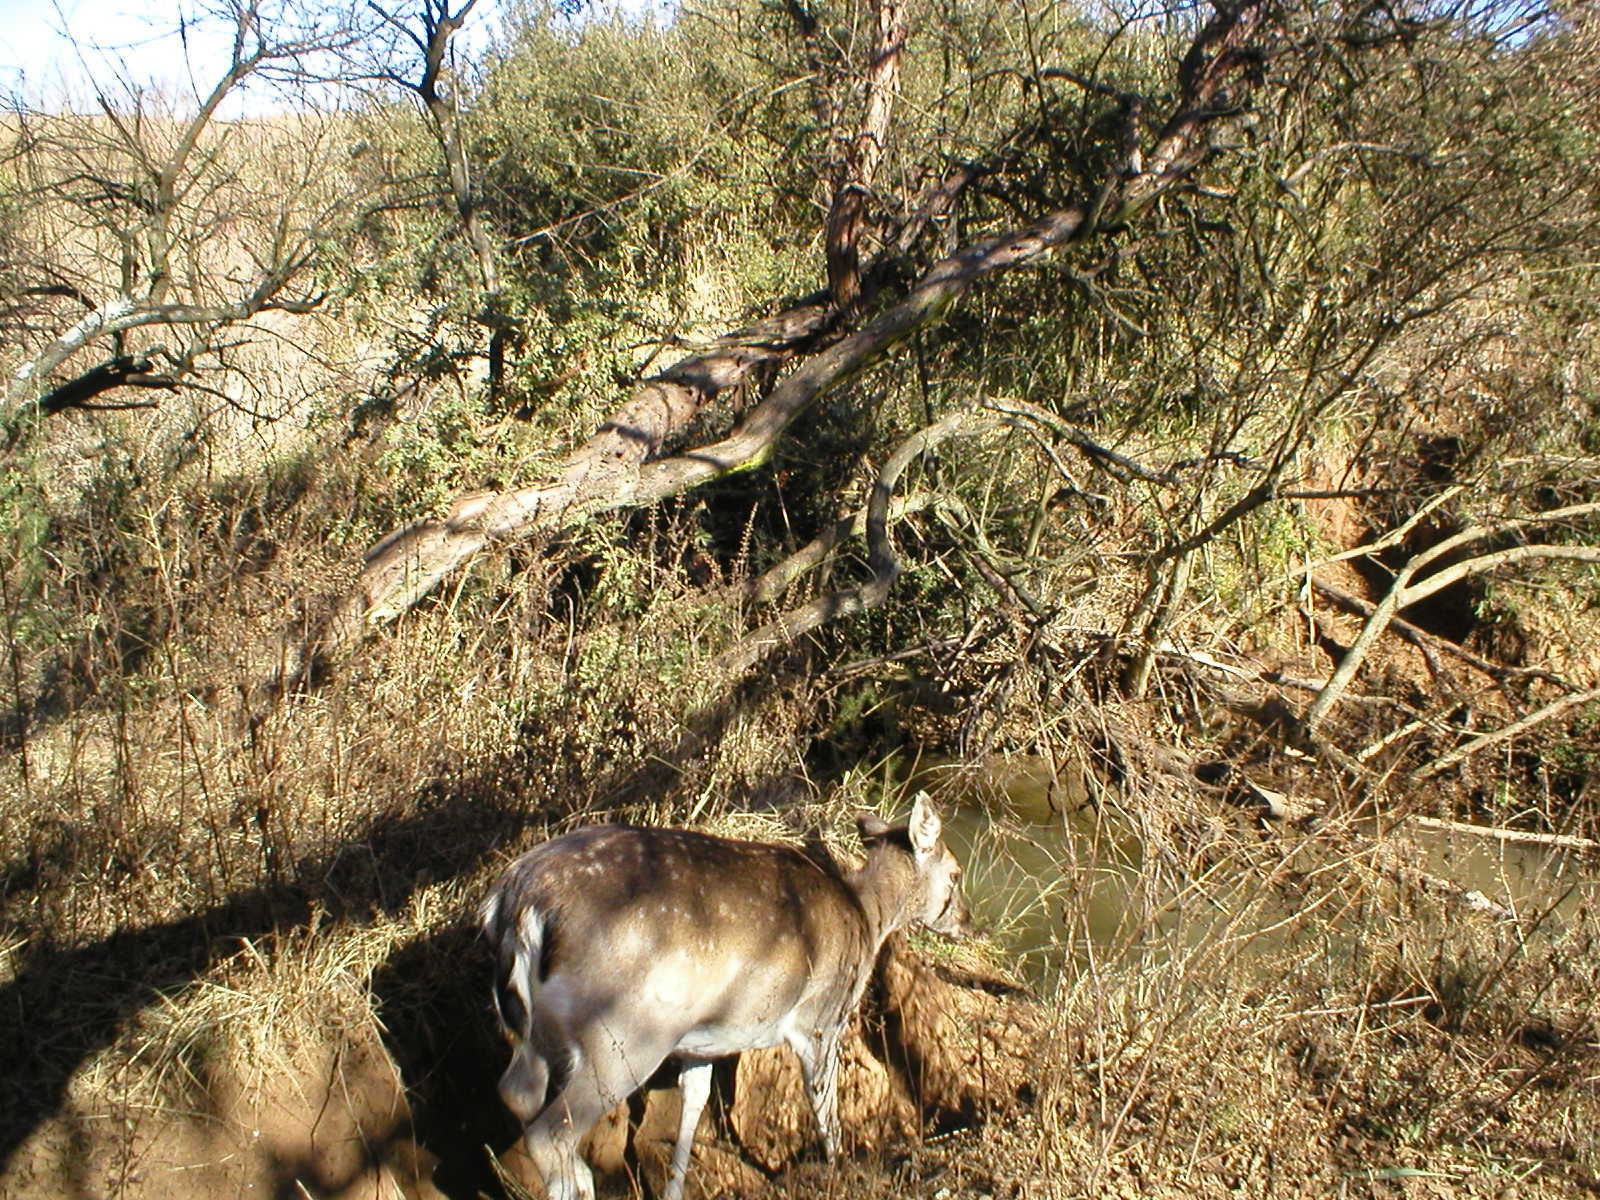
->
<box><xmin>3</xmin><ymin>1016</ymin><xmax>439</xmax><ymax>1200</ymax></box>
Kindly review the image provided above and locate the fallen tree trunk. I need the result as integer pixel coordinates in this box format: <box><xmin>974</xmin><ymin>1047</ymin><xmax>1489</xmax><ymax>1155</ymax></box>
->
<box><xmin>304</xmin><ymin>212</ymin><xmax>1092</xmax><ymax>680</ymax></box>
<box><xmin>296</xmin><ymin>299</ymin><xmax>836</xmax><ymax>677</ymax></box>
<box><xmin>292</xmin><ymin>1</ymin><xmax>1268</xmax><ymax>685</ymax></box>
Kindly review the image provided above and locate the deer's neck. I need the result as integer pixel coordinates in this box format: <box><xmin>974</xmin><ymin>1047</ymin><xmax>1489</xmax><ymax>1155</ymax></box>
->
<box><xmin>848</xmin><ymin>851</ymin><xmax>916</xmax><ymax>956</ymax></box>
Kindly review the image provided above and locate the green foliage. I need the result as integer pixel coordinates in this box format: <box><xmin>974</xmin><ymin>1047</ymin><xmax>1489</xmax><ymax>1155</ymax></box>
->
<box><xmin>373</xmin><ymin>389</ymin><xmax>497</xmax><ymax>517</ymax></box>
<box><xmin>475</xmin><ymin>5</ymin><xmax>816</xmax><ymax>302</ymax></box>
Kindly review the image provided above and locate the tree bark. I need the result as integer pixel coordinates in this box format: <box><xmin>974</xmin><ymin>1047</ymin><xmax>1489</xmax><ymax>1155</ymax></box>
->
<box><xmin>826</xmin><ymin>0</ymin><xmax>909</xmax><ymax>310</ymax></box>
<box><xmin>294</xmin><ymin>0</ymin><xmax>1270</xmax><ymax>684</ymax></box>
<box><xmin>303</xmin><ymin>299</ymin><xmax>836</xmax><ymax>673</ymax></box>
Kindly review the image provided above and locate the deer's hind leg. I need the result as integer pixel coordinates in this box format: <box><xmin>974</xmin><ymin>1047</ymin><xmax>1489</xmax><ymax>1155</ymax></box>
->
<box><xmin>662</xmin><ymin>1059</ymin><xmax>713</xmax><ymax>1200</ymax></box>
<box><xmin>499</xmin><ymin>1036</ymin><xmax>552</xmax><ymax>1128</ymax></box>
<box><xmin>524</xmin><ymin>1021</ymin><xmax>679</xmax><ymax>1200</ymax></box>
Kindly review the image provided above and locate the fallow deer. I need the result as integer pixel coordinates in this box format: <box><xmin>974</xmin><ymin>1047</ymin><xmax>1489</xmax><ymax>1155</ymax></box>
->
<box><xmin>480</xmin><ymin>793</ymin><xmax>970</xmax><ymax>1200</ymax></box>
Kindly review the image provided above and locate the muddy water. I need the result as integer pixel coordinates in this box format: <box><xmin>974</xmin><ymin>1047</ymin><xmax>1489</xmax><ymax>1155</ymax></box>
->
<box><xmin>927</xmin><ymin>758</ymin><xmax>1593</xmax><ymax>986</ymax></box>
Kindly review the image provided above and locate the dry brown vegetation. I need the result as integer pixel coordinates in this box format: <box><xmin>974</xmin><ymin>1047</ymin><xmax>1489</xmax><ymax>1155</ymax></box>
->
<box><xmin>3</xmin><ymin>0</ymin><xmax>1599</xmax><ymax>1197</ymax></box>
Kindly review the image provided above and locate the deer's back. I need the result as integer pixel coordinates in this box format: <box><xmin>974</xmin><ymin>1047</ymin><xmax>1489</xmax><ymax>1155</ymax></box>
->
<box><xmin>490</xmin><ymin>826</ymin><xmax>872</xmax><ymax>1055</ymax></box>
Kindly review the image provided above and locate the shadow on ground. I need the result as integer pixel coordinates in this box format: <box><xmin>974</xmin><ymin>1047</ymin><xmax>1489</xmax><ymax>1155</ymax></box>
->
<box><xmin>0</xmin><ymin>681</ymin><xmax>765</xmax><ymax>1193</ymax></box>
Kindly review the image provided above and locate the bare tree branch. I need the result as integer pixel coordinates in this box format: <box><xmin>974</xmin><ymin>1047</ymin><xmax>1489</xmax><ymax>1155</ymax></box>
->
<box><xmin>746</xmin><ymin>493</ymin><xmax>938</xmax><ymax>606</ymax></box>
<box><xmin>1310</xmin><ymin>577</ymin><xmax>1571</xmax><ymax>689</ymax></box>
<box><xmin>34</xmin><ymin>355</ymin><xmax>179</xmax><ymax>415</ymax></box>
<box><xmin>1403</xmin><ymin>814</ymin><xmax>1600</xmax><ymax>852</ymax></box>
<box><xmin>1410</xmin><ymin>686</ymin><xmax>1600</xmax><ymax>784</ymax></box>
<box><xmin>716</xmin><ymin>404</ymin><xmax>983</xmax><ymax>674</ymax></box>
<box><xmin>1308</xmin><ymin>500</ymin><xmax>1600</xmax><ymax>727</ymax></box>
<box><xmin>1</xmin><ymin>2</ymin><xmax>352</xmax><ymax>440</ymax></box>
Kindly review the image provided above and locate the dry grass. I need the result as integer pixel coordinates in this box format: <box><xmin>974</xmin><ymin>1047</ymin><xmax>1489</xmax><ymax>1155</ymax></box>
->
<box><xmin>10</xmin><ymin>496</ymin><xmax>1596</xmax><ymax>1195</ymax></box>
<box><xmin>5</xmin><ymin>467</ymin><xmax>1598</xmax><ymax>1196</ymax></box>
<box><xmin>5</xmin><ymin>594</ymin><xmax>1598</xmax><ymax>1198</ymax></box>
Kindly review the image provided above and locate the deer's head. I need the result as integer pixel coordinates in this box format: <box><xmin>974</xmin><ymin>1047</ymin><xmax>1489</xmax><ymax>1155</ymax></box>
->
<box><xmin>858</xmin><ymin>792</ymin><xmax>973</xmax><ymax>939</ymax></box>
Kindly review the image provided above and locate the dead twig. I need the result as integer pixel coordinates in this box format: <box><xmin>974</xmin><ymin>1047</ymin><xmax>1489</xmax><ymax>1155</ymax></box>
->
<box><xmin>1410</xmin><ymin>686</ymin><xmax>1600</xmax><ymax>783</ymax></box>
<box><xmin>1308</xmin><ymin>500</ymin><xmax>1600</xmax><ymax>727</ymax></box>
<box><xmin>1311</xmin><ymin>577</ymin><xmax>1572</xmax><ymax>690</ymax></box>
<box><xmin>1403</xmin><ymin>815</ymin><xmax>1599</xmax><ymax>854</ymax></box>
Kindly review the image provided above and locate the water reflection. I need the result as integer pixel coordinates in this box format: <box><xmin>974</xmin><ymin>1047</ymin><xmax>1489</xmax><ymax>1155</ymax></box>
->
<box><xmin>923</xmin><ymin>757</ymin><xmax>1592</xmax><ymax>987</ymax></box>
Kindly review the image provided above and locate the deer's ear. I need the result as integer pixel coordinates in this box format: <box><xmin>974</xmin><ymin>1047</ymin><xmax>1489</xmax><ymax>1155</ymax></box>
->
<box><xmin>908</xmin><ymin>792</ymin><xmax>942</xmax><ymax>857</ymax></box>
<box><xmin>858</xmin><ymin>813</ymin><xmax>892</xmax><ymax>841</ymax></box>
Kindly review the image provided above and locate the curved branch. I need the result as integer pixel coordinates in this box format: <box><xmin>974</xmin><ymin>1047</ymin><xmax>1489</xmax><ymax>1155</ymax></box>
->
<box><xmin>1397</xmin><ymin>543</ymin><xmax>1600</xmax><ymax>609</ymax></box>
<box><xmin>715</xmin><ymin>405</ymin><xmax>985</xmax><ymax>674</ymax></box>
<box><xmin>1405</xmin><ymin>499</ymin><xmax>1600</xmax><ymax>580</ymax></box>
<box><xmin>747</xmin><ymin>493</ymin><xmax>938</xmax><ymax>605</ymax></box>
<box><xmin>1310</xmin><ymin>577</ymin><xmax>1570</xmax><ymax>689</ymax></box>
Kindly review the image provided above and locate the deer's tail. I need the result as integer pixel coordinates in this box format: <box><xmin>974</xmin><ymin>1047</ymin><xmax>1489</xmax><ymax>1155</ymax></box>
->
<box><xmin>482</xmin><ymin>887</ymin><xmax>543</xmax><ymax>1042</ymax></box>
